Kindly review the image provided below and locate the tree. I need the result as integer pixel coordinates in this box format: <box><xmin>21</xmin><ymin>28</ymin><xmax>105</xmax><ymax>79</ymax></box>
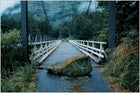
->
<box><xmin>116</xmin><ymin>1</ymin><xmax>139</xmax><ymax>45</ymax></box>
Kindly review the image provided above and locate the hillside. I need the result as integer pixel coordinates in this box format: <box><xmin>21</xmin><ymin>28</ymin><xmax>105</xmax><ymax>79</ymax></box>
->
<box><xmin>1</xmin><ymin>1</ymin><xmax>98</xmax><ymax>26</ymax></box>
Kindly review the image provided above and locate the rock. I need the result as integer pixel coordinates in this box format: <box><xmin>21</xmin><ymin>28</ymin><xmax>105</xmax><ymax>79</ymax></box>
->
<box><xmin>46</xmin><ymin>55</ymin><xmax>92</xmax><ymax>77</ymax></box>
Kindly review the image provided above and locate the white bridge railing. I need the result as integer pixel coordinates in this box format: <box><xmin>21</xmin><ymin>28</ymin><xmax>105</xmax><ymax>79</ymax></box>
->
<box><xmin>28</xmin><ymin>34</ymin><xmax>61</xmax><ymax>65</ymax></box>
<box><xmin>69</xmin><ymin>40</ymin><xmax>107</xmax><ymax>63</ymax></box>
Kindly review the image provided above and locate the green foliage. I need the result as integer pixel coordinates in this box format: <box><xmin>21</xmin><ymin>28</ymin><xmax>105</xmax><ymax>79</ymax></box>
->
<box><xmin>116</xmin><ymin>1</ymin><xmax>139</xmax><ymax>45</ymax></box>
<box><xmin>1</xmin><ymin>15</ymin><xmax>21</xmax><ymax>32</ymax></box>
<box><xmin>102</xmin><ymin>42</ymin><xmax>139</xmax><ymax>92</ymax></box>
<box><xmin>1</xmin><ymin>64</ymin><xmax>36</xmax><ymax>92</ymax></box>
<box><xmin>1</xmin><ymin>29</ymin><xmax>23</xmax><ymax>78</ymax></box>
<box><xmin>1</xmin><ymin>13</ymin><xmax>51</xmax><ymax>36</ymax></box>
<box><xmin>53</xmin><ymin>11</ymin><xmax>105</xmax><ymax>40</ymax></box>
<box><xmin>96</xmin><ymin>30</ymin><xmax>107</xmax><ymax>41</ymax></box>
<box><xmin>98</xmin><ymin>1</ymin><xmax>108</xmax><ymax>9</ymax></box>
<box><xmin>28</xmin><ymin>14</ymin><xmax>52</xmax><ymax>35</ymax></box>
<box><xmin>1</xmin><ymin>29</ymin><xmax>21</xmax><ymax>45</ymax></box>
<box><xmin>1</xmin><ymin>28</ymin><xmax>36</xmax><ymax>92</ymax></box>
<box><xmin>98</xmin><ymin>1</ymin><xmax>139</xmax><ymax>92</ymax></box>
<box><xmin>51</xmin><ymin>26</ymin><xmax>60</xmax><ymax>38</ymax></box>
<box><xmin>70</xmin><ymin>12</ymin><xmax>95</xmax><ymax>40</ymax></box>
<box><xmin>120</xmin><ymin>53</ymin><xmax>139</xmax><ymax>92</ymax></box>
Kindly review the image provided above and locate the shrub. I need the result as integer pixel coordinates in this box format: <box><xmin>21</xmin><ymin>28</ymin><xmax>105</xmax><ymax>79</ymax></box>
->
<box><xmin>1</xmin><ymin>29</ymin><xmax>23</xmax><ymax>78</ymax></box>
<box><xmin>120</xmin><ymin>53</ymin><xmax>139</xmax><ymax>92</ymax></box>
<box><xmin>102</xmin><ymin>41</ymin><xmax>139</xmax><ymax>92</ymax></box>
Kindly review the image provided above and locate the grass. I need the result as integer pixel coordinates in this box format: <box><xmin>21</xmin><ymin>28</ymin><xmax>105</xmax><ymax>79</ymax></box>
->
<box><xmin>1</xmin><ymin>64</ymin><xmax>37</xmax><ymax>92</ymax></box>
<box><xmin>100</xmin><ymin>41</ymin><xmax>139</xmax><ymax>92</ymax></box>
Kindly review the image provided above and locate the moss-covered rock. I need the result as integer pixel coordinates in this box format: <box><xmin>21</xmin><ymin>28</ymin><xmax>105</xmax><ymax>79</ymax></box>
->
<box><xmin>46</xmin><ymin>55</ymin><xmax>92</xmax><ymax>77</ymax></box>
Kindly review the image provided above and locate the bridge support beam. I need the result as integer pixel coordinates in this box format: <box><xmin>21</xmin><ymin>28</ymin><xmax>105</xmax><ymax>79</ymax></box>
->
<box><xmin>108</xmin><ymin>1</ymin><xmax>116</xmax><ymax>52</ymax></box>
<box><xmin>21</xmin><ymin>1</ymin><xmax>29</xmax><ymax>62</ymax></box>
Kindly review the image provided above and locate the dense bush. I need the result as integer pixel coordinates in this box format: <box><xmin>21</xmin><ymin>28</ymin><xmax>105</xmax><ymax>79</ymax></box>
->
<box><xmin>1</xmin><ymin>29</ymin><xmax>23</xmax><ymax>78</ymax></box>
<box><xmin>102</xmin><ymin>41</ymin><xmax>139</xmax><ymax>92</ymax></box>
<box><xmin>98</xmin><ymin>1</ymin><xmax>139</xmax><ymax>92</ymax></box>
<box><xmin>120</xmin><ymin>53</ymin><xmax>139</xmax><ymax>91</ymax></box>
<box><xmin>1</xmin><ymin>29</ymin><xmax>37</xmax><ymax>92</ymax></box>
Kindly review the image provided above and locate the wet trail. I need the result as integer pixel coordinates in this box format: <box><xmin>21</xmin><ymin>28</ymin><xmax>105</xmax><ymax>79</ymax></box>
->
<box><xmin>36</xmin><ymin>42</ymin><xmax>113</xmax><ymax>92</ymax></box>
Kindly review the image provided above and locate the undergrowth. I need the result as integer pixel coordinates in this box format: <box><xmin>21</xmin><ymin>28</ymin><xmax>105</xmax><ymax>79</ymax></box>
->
<box><xmin>1</xmin><ymin>29</ymin><xmax>23</xmax><ymax>78</ymax></box>
<box><xmin>101</xmin><ymin>40</ymin><xmax>139</xmax><ymax>92</ymax></box>
<box><xmin>1</xmin><ymin>64</ymin><xmax>37</xmax><ymax>92</ymax></box>
<box><xmin>1</xmin><ymin>29</ymin><xmax>37</xmax><ymax>92</ymax></box>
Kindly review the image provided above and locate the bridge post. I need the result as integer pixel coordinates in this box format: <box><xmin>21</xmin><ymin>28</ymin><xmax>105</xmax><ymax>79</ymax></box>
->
<box><xmin>21</xmin><ymin>1</ymin><xmax>29</xmax><ymax>62</ymax></box>
<box><xmin>35</xmin><ymin>35</ymin><xmax>37</xmax><ymax>42</ymax></box>
<box><xmin>87</xmin><ymin>42</ymin><xmax>89</xmax><ymax>46</ymax></box>
<box><xmin>28</xmin><ymin>34</ymin><xmax>31</xmax><ymax>43</ymax></box>
<box><xmin>45</xmin><ymin>36</ymin><xmax>47</xmax><ymax>41</ymax></box>
<box><xmin>92</xmin><ymin>43</ymin><xmax>95</xmax><ymax>48</ymax></box>
<box><xmin>40</xmin><ymin>35</ymin><xmax>42</xmax><ymax>42</ymax></box>
<box><xmin>43</xmin><ymin>35</ymin><xmax>45</xmax><ymax>41</ymax></box>
<box><xmin>108</xmin><ymin>1</ymin><xmax>116</xmax><ymax>52</ymax></box>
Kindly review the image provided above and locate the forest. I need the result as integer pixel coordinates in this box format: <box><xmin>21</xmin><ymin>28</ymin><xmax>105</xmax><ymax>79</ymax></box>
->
<box><xmin>1</xmin><ymin>1</ymin><xmax>139</xmax><ymax>92</ymax></box>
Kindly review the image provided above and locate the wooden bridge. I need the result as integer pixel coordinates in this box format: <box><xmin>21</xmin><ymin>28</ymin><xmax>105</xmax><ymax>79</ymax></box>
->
<box><xmin>28</xmin><ymin>35</ymin><xmax>107</xmax><ymax>66</ymax></box>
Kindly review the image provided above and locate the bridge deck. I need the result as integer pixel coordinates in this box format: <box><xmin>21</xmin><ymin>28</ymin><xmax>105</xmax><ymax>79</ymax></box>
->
<box><xmin>37</xmin><ymin>42</ymin><xmax>113</xmax><ymax>92</ymax></box>
<box><xmin>40</xmin><ymin>42</ymin><xmax>83</xmax><ymax>66</ymax></box>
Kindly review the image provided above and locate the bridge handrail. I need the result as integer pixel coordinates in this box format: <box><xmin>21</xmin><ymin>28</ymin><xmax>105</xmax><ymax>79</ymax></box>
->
<box><xmin>29</xmin><ymin>40</ymin><xmax>57</xmax><ymax>45</ymax></box>
<box><xmin>74</xmin><ymin>41</ymin><xmax>104</xmax><ymax>52</ymax></box>
<box><xmin>29</xmin><ymin>39</ymin><xmax>62</xmax><ymax>65</ymax></box>
<box><xmin>69</xmin><ymin>40</ymin><xmax>107</xmax><ymax>63</ymax></box>
<box><xmin>74</xmin><ymin>40</ymin><xmax>107</xmax><ymax>44</ymax></box>
<box><xmin>72</xmin><ymin>41</ymin><xmax>104</xmax><ymax>58</ymax></box>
